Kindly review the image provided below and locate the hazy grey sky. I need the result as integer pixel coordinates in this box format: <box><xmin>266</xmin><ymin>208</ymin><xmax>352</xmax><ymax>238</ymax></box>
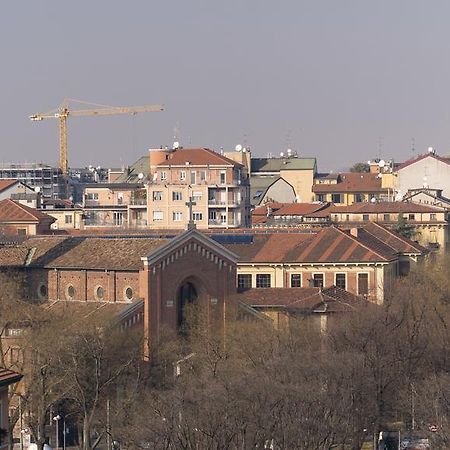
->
<box><xmin>2</xmin><ymin>1</ymin><xmax>450</xmax><ymax>171</ymax></box>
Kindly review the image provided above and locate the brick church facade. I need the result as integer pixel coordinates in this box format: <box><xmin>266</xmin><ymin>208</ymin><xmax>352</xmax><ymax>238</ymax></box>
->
<box><xmin>0</xmin><ymin>229</ymin><xmax>239</xmax><ymax>354</ymax></box>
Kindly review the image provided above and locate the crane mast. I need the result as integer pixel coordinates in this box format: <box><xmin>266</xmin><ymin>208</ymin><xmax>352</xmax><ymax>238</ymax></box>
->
<box><xmin>30</xmin><ymin>99</ymin><xmax>164</xmax><ymax>178</ymax></box>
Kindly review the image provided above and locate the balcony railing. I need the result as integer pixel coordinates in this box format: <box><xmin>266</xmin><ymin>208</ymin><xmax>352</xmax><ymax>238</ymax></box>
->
<box><xmin>129</xmin><ymin>198</ymin><xmax>147</xmax><ymax>206</ymax></box>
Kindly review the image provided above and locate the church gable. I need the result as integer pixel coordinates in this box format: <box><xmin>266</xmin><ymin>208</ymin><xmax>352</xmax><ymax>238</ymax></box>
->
<box><xmin>141</xmin><ymin>228</ymin><xmax>239</xmax><ymax>267</ymax></box>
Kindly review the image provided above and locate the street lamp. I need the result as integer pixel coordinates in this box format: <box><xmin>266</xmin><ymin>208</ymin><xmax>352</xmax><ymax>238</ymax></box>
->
<box><xmin>52</xmin><ymin>415</ymin><xmax>61</xmax><ymax>450</ymax></box>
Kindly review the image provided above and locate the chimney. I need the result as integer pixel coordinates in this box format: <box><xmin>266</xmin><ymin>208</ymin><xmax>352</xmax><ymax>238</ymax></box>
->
<box><xmin>350</xmin><ymin>227</ymin><xmax>358</xmax><ymax>238</ymax></box>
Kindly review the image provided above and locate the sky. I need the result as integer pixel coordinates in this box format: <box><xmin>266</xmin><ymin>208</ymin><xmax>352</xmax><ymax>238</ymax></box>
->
<box><xmin>2</xmin><ymin>1</ymin><xmax>450</xmax><ymax>172</ymax></box>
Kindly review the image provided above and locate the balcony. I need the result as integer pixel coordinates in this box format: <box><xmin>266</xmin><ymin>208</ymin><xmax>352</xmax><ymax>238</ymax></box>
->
<box><xmin>129</xmin><ymin>197</ymin><xmax>147</xmax><ymax>206</ymax></box>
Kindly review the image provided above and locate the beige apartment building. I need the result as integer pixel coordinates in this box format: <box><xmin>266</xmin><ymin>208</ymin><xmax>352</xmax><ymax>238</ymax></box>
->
<box><xmin>146</xmin><ymin>147</ymin><xmax>251</xmax><ymax>229</ymax></box>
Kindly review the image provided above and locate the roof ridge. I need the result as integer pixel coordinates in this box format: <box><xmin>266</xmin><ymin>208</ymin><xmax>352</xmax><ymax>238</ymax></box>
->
<box><xmin>334</xmin><ymin>226</ymin><xmax>391</xmax><ymax>261</ymax></box>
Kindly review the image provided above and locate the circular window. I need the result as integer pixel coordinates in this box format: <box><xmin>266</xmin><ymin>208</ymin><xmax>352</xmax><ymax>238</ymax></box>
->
<box><xmin>124</xmin><ymin>287</ymin><xmax>133</xmax><ymax>300</ymax></box>
<box><xmin>96</xmin><ymin>286</ymin><xmax>104</xmax><ymax>300</ymax></box>
<box><xmin>66</xmin><ymin>285</ymin><xmax>75</xmax><ymax>300</ymax></box>
<box><xmin>38</xmin><ymin>283</ymin><xmax>47</xmax><ymax>299</ymax></box>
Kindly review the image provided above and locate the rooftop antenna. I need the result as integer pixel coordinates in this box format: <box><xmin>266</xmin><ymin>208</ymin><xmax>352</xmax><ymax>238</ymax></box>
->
<box><xmin>173</xmin><ymin>121</ymin><xmax>180</xmax><ymax>142</ymax></box>
<box><xmin>411</xmin><ymin>137</ymin><xmax>416</xmax><ymax>154</ymax></box>
<box><xmin>377</xmin><ymin>136</ymin><xmax>383</xmax><ymax>159</ymax></box>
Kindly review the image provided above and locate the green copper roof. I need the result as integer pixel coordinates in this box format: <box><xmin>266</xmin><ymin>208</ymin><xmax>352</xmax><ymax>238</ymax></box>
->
<box><xmin>251</xmin><ymin>157</ymin><xmax>316</xmax><ymax>172</ymax></box>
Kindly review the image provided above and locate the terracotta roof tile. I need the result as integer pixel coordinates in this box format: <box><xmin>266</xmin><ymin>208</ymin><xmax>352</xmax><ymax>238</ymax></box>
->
<box><xmin>237</xmin><ymin>286</ymin><xmax>370</xmax><ymax>313</ymax></box>
<box><xmin>157</xmin><ymin>148</ymin><xmax>242</xmax><ymax>167</ymax></box>
<box><xmin>0</xmin><ymin>179</ymin><xmax>18</xmax><ymax>193</ymax></box>
<box><xmin>0</xmin><ymin>236</ymin><xmax>169</xmax><ymax>270</ymax></box>
<box><xmin>273</xmin><ymin>203</ymin><xmax>328</xmax><ymax>216</ymax></box>
<box><xmin>359</xmin><ymin>222</ymin><xmax>427</xmax><ymax>254</ymax></box>
<box><xmin>223</xmin><ymin>227</ymin><xmax>393</xmax><ymax>263</ymax></box>
<box><xmin>0</xmin><ymin>199</ymin><xmax>55</xmax><ymax>222</ymax></box>
<box><xmin>329</xmin><ymin>202</ymin><xmax>444</xmax><ymax>214</ymax></box>
<box><xmin>312</xmin><ymin>172</ymin><xmax>385</xmax><ymax>193</ymax></box>
<box><xmin>0</xmin><ymin>368</ymin><xmax>22</xmax><ymax>387</ymax></box>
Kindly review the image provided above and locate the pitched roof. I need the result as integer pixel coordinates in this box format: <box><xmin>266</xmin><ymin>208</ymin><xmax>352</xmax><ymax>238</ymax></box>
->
<box><xmin>273</xmin><ymin>203</ymin><xmax>328</xmax><ymax>216</ymax></box>
<box><xmin>357</xmin><ymin>222</ymin><xmax>427</xmax><ymax>254</ymax></box>
<box><xmin>0</xmin><ymin>236</ymin><xmax>169</xmax><ymax>270</ymax></box>
<box><xmin>114</xmin><ymin>155</ymin><xmax>150</xmax><ymax>183</ymax></box>
<box><xmin>158</xmin><ymin>148</ymin><xmax>242</xmax><ymax>167</ymax></box>
<box><xmin>312</xmin><ymin>172</ymin><xmax>385</xmax><ymax>193</ymax></box>
<box><xmin>252</xmin><ymin>202</ymin><xmax>286</xmax><ymax>216</ymax></box>
<box><xmin>222</xmin><ymin>226</ymin><xmax>393</xmax><ymax>263</ymax></box>
<box><xmin>250</xmin><ymin>176</ymin><xmax>295</xmax><ymax>206</ymax></box>
<box><xmin>397</xmin><ymin>152</ymin><xmax>450</xmax><ymax>171</ymax></box>
<box><xmin>0</xmin><ymin>179</ymin><xmax>19</xmax><ymax>193</ymax></box>
<box><xmin>329</xmin><ymin>201</ymin><xmax>445</xmax><ymax>214</ymax></box>
<box><xmin>237</xmin><ymin>286</ymin><xmax>369</xmax><ymax>313</ymax></box>
<box><xmin>0</xmin><ymin>368</ymin><xmax>22</xmax><ymax>387</ymax></box>
<box><xmin>0</xmin><ymin>199</ymin><xmax>55</xmax><ymax>223</ymax></box>
<box><xmin>251</xmin><ymin>157</ymin><xmax>316</xmax><ymax>172</ymax></box>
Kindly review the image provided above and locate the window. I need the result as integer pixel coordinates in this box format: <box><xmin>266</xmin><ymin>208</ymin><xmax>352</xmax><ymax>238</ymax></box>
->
<box><xmin>153</xmin><ymin>191</ymin><xmax>163</xmax><ymax>201</ymax></box>
<box><xmin>291</xmin><ymin>274</ymin><xmax>302</xmax><ymax>287</ymax></box>
<box><xmin>346</xmin><ymin>214</ymin><xmax>350</xmax><ymax>221</ymax></box>
<box><xmin>113</xmin><ymin>212</ymin><xmax>124</xmax><ymax>226</ymax></box>
<box><xmin>117</xmin><ymin>192</ymin><xmax>124</xmax><ymax>204</ymax></box>
<box><xmin>383</xmin><ymin>214</ymin><xmax>390</xmax><ymax>221</ymax></box>
<box><xmin>220</xmin><ymin>213</ymin><xmax>227</xmax><ymax>224</ymax></box>
<box><xmin>354</xmin><ymin>193</ymin><xmax>364</xmax><ymax>203</ymax></box>
<box><xmin>316</xmin><ymin>194</ymin><xmax>325</xmax><ymax>202</ymax></box>
<box><xmin>358</xmin><ymin>273</ymin><xmax>369</xmax><ymax>296</ymax></box>
<box><xmin>66</xmin><ymin>285</ymin><xmax>75</xmax><ymax>300</ymax></box>
<box><xmin>256</xmin><ymin>274</ymin><xmax>271</xmax><ymax>288</ymax></box>
<box><xmin>38</xmin><ymin>283</ymin><xmax>47</xmax><ymax>299</ymax></box>
<box><xmin>190</xmin><ymin>171</ymin><xmax>196</xmax><ymax>184</ymax></box>
<box><xmin>86</xmin><ymin>193</ymin><xmax>99</xmax><ymax>201</ymax></box>
<box><xmin>220</xmin><ymin>171</ymin><xmax>226</xmax><ymax>184</ymax></box>
<box><xmin>335</xmin><ymin>273</ymin><xmax>346</xmax><ymax>290</ymax></box>
<box><xmin>430</xmin><ymin>213</ymin><xmax>437</xmax><ymax>221</ymax></box>
<box><xmin>96</xmin><ymin>286</ymin><xmax>105</xmax><ymax>300</ymax></box>
<box><xmin>192</xmin><ymin>191</ymin><xmax>202</xmax><ymax>201</ymax></box>
<box><xmin>362</xmin><ymin>214</ymin><xmax>369</xmax><ymax>221</ymax></box>
<box><xmin>238</xmin><ymin>274</ymin><xmax>252</xmax><ymax>290</ymax></box>
<box><xmin>192</xmin><ymin>212</ymin><xmax>203</xmax><ymax>221</ymax></box>
<box><xmin>172</xmin><ymin>191</ymin><xmax>182</xmax><ymax>201</ymax></box>
<box><xmin>313</xmin><ymin>273</ymin><xmax>324</xmax><ymax>288</ymax></box>
<box><xmin>160</xmin><ymin>171</ymin><xmax>167</xmax><ymax>181</ymax></box>
<box><xmin>125</xmin><ymin>287</ymin><xmax>133</xmax><ymax>300</ymax></box>
<box><xmin>180</xmin><ymin>170</ymin><xmax>186</xmax><ymax>181</ymax></box>
<box><xmin>173</xmin><ymin>211</ymin><xmax>183</xmax><ymax>221</ymax></box>
<box><xmin>408</xmin><ymin>214</ymin><xmax>415</xmax><ymax>221</ymax></box>
<box><xmin>65</xmin><ymin>215</ymin><xmax>72</xmax><ymax>224</ymax></box>
<box><xmin>209</xmin><ymin>210</ymin><xmax>217</xmax><ymax>220</ymax></box>
<box><xmin>331</xmin><ymin>193</ymin><xmax>343</xmax><ymax>204</ymax></box>
<box><xmin>153</xmin><ymin>211</ymin><xmax>163</xmax><ymax>221</ymax></box>
<box><xmin>17</xmin><ymin>228</ymin><xmax>27</xmax><ymax>236</ymax></box>
<box><xmin>200</xmin><ymin>170</ymin><xmax>206</xmax><ymax>182</ymax></box>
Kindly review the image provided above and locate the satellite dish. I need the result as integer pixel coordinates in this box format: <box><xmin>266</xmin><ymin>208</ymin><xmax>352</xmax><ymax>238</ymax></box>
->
<box><xmin>367</xmin><ymin>160</ymin><xmax>371</xmax><ymax>165</ymax></box>
<box><xmin>35</xmin><ymin>186</ymin><xmax>41</xmax><ymax>193</ymax></box>
<box><xmin>152</xmin><ymin>173</ymin><xmax>158</xmax><ymax>182</ymax></box>
<box><xmin>378</xmin><ymin>160</ymin><xmax>385</xmax><ymax>167</ymax></box>
<box><xmin>235</xmin><ymin>144</ymin><xmax>243</xmax><ymax>152</ymax></box>
<box><xmin>138</xmin><ymin>172</ymin><xmax>144</xmax><ymax>180</ymax></box>
<box><xmin>173</xmin><ymin>141</ymin><xmax>180</xmax><ymax>149</ymax></box>
<box><xmin>280</xmin><ymin>152</ymin><xmax>284</xmax><ymax>157</ymax></box>
<box><xmin>287</xmin><ymin>148</ymin><xmax>292</xmax><ymax>155</ymax></box>
<box><xmin>370</xmin><ymin>197</ymin><xmax>377</xmax><ymax>203</ymax></box>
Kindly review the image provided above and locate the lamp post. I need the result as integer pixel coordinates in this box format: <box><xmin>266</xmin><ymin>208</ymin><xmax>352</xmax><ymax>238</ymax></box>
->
<box><xmin>53</xmin><ymin>415</ymin><xmax>61</xmax><ymax>450</ymax></box>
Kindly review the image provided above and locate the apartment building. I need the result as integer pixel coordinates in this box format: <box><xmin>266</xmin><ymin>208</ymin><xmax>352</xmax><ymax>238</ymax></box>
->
<box><xmin>147</xmin><ymin>147</ymin><xmax>251</xmax><ymax>229</ymax></box>
<box><xmin>0</xmin><ymin>163</ymin><xmax>66</xmax><ymax>199</ymax></box>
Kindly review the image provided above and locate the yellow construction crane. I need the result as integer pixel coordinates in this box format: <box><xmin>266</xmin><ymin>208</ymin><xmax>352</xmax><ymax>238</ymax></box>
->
<box><xmin>30</xmin><ymin>98</ymin><xmax>164</xmax><ymax>176</ymax></box>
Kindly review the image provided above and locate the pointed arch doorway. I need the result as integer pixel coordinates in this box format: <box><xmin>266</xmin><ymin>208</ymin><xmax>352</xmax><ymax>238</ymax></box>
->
<box><xmin>177</xmin><ymin>280</ymin><xmax>198</xmax><ymax>328</ymax></box>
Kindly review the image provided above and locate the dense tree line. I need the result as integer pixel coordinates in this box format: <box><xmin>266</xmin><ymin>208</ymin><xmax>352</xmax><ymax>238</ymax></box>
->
<box><xmin>1</xmin><ymin>259</ymin><xmax>450</xmax><ymax>450</ymax></box>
